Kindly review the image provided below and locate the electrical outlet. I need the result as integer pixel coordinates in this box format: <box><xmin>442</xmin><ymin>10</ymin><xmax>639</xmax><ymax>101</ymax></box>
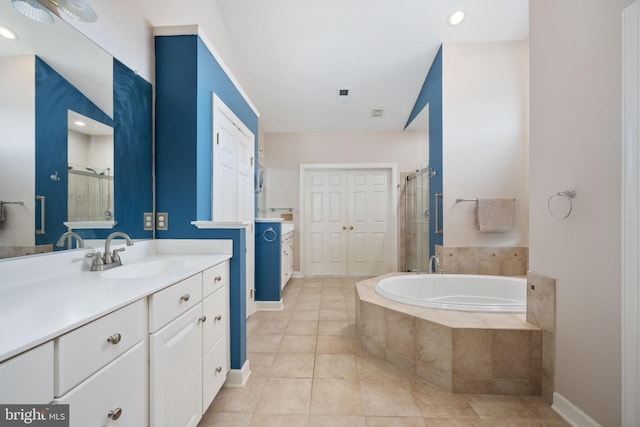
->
<box><xmin>143</xmin><ymin>212</ymin><xmax>154</xmax><ymax>230</ymax></box>
<box><xmin>156</xmin><ymin>212</ymin><xmax>168</xmax><ymax>230</ymax></box>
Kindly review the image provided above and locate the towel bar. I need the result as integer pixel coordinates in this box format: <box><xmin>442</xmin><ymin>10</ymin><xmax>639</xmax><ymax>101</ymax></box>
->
<box><xmin>455</xmin><ymin>198</ymin><xmax>516</xmax><ymax>203</ymax></box>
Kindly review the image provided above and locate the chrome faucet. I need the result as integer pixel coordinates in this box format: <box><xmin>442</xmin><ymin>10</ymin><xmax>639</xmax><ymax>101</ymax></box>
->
<box><xmin>428</xmin><ymin>255</ymin><xmax>440</xmax><ymax>274</ymax></box>
<box><xmin>86</xmin><ymin>231</ymin><xmax>133</xmax><ymax>271</ymax></box>
<box><xmin>56</xmin><ymin>231</ymin><xmax>84</xmax><ymax>249</ymax></box>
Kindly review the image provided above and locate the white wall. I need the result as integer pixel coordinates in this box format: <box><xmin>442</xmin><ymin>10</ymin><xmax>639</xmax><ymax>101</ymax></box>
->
<box><xmin>0</xmin><ymin>57</ymin><xmax>35</xmax><ymax>249</ymax></box>
<box><xmin>442</xmin><ymin>41</ymin><xmax>529</xmax><ymax>248</ymax></box>
<box><xmin>263</xmin><ymin>130</ymin><xmax>428</xmax><ymax>269</ymax></box>
<box><xmin>530</xmin><ymin>1</ymin><xmax>633</xmax><ymax>425</ymax></box>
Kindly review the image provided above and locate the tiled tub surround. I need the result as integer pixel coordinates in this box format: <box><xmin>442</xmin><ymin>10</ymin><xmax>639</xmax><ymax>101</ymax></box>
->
<box><xmin>435</xmin><ymin>245</ymin><xmax>529</xmax><ymax>276</ymax></box>
<box><xmin>356</xmin><ymin>274</ymin><xmax>542</xmax><ymax>395</ymax></box>
<box><xmin>526</xmin><ymin>272</ymin><xmax>557</xmax><ymax>403</ymax></box>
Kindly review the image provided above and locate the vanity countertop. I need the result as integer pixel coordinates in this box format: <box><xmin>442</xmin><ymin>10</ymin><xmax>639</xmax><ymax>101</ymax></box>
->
<box><xmin>0</xmin><ymin>241</ymin><xmax>231</xmax><ymax>362</ymax></box>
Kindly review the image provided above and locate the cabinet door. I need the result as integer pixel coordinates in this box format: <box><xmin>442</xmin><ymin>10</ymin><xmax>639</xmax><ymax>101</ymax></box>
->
<box><xmin>0</xmin><ymin>342</ymin><xmax>53</xmax><ymax>404</ymax></box>
<box><xmin>56</xmin><ymin>342</ymin><xmax>146</xmax><ymax>427</ymax></box>
<box><xmin>150</xmin><ymin>304</ymin><xmax>203</xmax><ymax>427</ymax></box>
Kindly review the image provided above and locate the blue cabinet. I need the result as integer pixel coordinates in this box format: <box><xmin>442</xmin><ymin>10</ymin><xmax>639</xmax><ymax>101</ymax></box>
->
<box><xmin>255</xmin><ymin>221</ymin><xmax>282</xmax><ymax>307</ymax></box>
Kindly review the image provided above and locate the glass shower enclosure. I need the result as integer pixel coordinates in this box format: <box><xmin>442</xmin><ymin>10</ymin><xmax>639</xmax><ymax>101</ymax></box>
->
<box><xmin>405</xmin><ymin>166</ymin><xmax>430</xmax><ymax>272</ymax></box>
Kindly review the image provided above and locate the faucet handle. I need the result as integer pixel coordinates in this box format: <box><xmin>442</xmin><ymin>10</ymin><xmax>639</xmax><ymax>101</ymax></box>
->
<box><xmin>86</xmin><ymin>252</ymin><xmax>104</xmax><ymax>270</ymax></box>
<box><xmin>111</xmin><ymin>247</ymin><xmax>126</xmax><ymax>263</ymax></box>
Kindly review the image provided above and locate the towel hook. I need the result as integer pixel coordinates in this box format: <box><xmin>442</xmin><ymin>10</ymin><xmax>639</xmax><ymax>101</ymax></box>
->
<box><xmin>548</xmin><ymin>190</ymin><xmax>576</xmax><ymax>220</ymax></box>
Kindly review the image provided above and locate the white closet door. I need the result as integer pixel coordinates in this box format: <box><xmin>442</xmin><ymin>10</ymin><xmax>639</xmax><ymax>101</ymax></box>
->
<box><xmin>212</xmin><ymin>112</ymin><xmax>237</xmax><ymax>222</ymax></box>
<box><xmin>236</xmin><ymin>130</ymin><xmax>255</xmax><ymax>317</ymax></box>
<box><xmin>347</xmin><ymin>169</ymin><xmax>390</xmax><ymax>276</ymax></box>
<box><xmin>303</xmin><ymin>167</ymin><xmax>391</xmax><ymax>277</ymax></box>
<box><xmin>304</xmin><ymin>170</ymin><xmax>348</xmax><ymax>276</ymax></box>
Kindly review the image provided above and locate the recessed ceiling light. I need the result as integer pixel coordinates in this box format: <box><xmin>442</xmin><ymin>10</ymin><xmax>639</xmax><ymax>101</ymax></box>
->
<box><xmin>0</xmin><ymin>26</ymin><xmax>18</xmax><ymax>41</ymax></box>
<box><xmin>73</xmin><ymin>120</ymin><xmax>86</xmax><ymax>127</ymax></box>
<box><xmin>448</xmin><ymin>10</ymin><xmax>465</xmax><ymax>26</ymax></box>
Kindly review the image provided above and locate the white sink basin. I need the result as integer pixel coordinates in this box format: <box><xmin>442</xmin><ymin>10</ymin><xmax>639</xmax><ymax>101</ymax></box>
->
<box><xmin>101</xmin><ymin>259</ymin><xmax>190</xmax><ymax>280</ymax></box>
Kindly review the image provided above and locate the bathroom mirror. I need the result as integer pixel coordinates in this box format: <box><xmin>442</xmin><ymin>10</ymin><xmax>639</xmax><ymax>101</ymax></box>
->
<box><xmin>0</xmin><ymin>1</ymin><xmax>152</xmax><ymax>259</ymax></box>
<box><xmin>66</xmin><ymin>110</ymin><xmax>115</xmax><ymax>226</ymax></box>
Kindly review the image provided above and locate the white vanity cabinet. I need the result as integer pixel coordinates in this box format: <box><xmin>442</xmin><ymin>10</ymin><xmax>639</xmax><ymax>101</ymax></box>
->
<box><xmin>149</xmin><ymin>260</ymin><xmax>230</xmax><ymax>427</ymax></box>
<box><xmin>54</xmin><ymin>299</ymin><xmax>147</xmax><ymax>427</ymax></box>
<box><xmin>0</xmin><ymin>342</ymin><xmax>54</xmax><ymax>404</ymax></box>
<box><xmin>281</xmin><ymin>230</ymin><xmax>294</xmax><ymax>289</ymax></box>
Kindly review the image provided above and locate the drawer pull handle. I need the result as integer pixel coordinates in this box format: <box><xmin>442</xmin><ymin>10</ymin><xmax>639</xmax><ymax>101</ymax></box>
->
<box><xmin>214</xmin><ymin>275</ymin><xmax>222</xmax><ymax>282</ymax></box>
<box><xmin>215</xmin><ymin>366</ymin><xmax>222</xmax><ymax>374</ymax></box>
<box><xmin>107</xmin><ymin>333</ymin><xmax>122</xmax><ymax>345</ymax></box>
<box><xmin>108</xmin><ymin>407</ymin><xmax>122</xmax><ymax>420</ymax></box>
<box><xmin>199</xmin><ymin>315</ymin><xmax>207</xmax><ymax>323</ymax></box>
<box><xmin>214</xmin><ymin>314</ymin><xmax>222</xmax><ymax>322</ymax></box>
<box><xmin>180</xmin><ymin>294</ymin><xmax>190</xmax><ymax>302</ymax></box>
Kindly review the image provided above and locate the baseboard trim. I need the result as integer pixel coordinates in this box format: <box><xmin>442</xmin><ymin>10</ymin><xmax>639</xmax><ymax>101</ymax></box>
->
<box><xmin>256</xmin><ymin>299</ymin><xmax>284</xmax><ymax>311</ymax></box>
<box><xmin>552</xmin><ymin>392</ymin><xmax>602</xmax><ymax>427</ymax></box>
<box><xmin>225</xmin><ymin>360</ymin><xmax>251</xmax><ymax>388</ymax></box>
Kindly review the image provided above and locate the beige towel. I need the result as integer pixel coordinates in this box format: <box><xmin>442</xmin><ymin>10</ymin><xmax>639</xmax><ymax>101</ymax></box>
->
<box><xmin>475</xmin><ymin>197</ymin><xmax>514</xmax><ymax>232</ymax></box>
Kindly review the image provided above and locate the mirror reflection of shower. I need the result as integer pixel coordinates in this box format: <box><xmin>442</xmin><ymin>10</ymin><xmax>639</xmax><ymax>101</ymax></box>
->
<box><xmin>67</xmin><ymin>110</ymin><xmax>114</xmax><ymax>223</ymax></box>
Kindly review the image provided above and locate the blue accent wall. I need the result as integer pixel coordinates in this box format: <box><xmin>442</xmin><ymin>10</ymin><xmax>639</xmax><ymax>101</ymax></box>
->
<box><xmin>404</xmin><ymin>46</ymin><xmax>443</xmax><ymax>256</ymax></box>
<box><xmin>34</xmin><ymin>57</ymin><xmax>153</xmax><ymax>245</ymax></box>
<box><xmin>35</xmin><ymin>57</ymin><xmax>113</xmax><ymax>246</ymax></box>
<box><xmin>155</xmin><ymin>34</ymin><xmax>260</xmax><ymax>371</ymax></box>
<box><xmin>255</xmin><ymin>222</ymin><xmax>282</xmax><ymax>302</ymax></box>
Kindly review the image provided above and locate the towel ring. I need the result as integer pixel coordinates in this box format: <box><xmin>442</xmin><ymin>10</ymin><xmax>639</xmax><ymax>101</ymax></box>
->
<box><xmin>548</xmin><ymin>190</ymin><xmax>576</xmax><ymax>220</ymax></box>
<box><xmin>263</xmin><ymin>227</ymin><xmax>277</xmax><ymax>242</ymax></box>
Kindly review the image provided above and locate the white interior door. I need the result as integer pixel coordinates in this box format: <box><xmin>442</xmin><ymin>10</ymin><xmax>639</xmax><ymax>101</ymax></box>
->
<box><xmin>212</xmin><ymin>94</ymin><xmax>256</xmax><ymax>317</ymax></box>
<box><xmin>236</xmin><ymin>131</ymin><xmax>256</xmax><ymax>317</ymax></box>
<box><xmin>304</xmin><ymin>170</ymin><xmax>348</xmax><ymax>276</ymax></box>
<box><xmin>212</xmin><ymin>112</ymin><xmax>237</xmax><ymax>222</ymax></box>
<box><xmin>303</xmin><ymin>166</ymin><xmax>393</xmax><ymax>277</ymax></box>
<box><xmin>347</xmin><ymin>169</ymin><xmax>390</xmax><ymax>276</ymax></box>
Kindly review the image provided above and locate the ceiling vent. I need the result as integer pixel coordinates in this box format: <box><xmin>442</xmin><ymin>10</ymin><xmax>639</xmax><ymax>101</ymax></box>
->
<box><xmin>336</xmin><ymin>88</ymin><xmax>350</xmax><ymax>104</ymax></box>
<box><xmin>370</xmin><ymin>108</ymin><xmax>384</xmax><ymax>118</ymax></box>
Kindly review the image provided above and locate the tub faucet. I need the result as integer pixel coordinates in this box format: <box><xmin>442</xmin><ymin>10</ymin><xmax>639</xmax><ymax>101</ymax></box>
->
<box><xmin>86</xmin><ymin>231</ymin><xmax>133</xmax><ymax>271</ymax></box>
<box><xmin>428</xmin><ymin>255</ymin><xmax>440</xmax><ymax>274</ymax></box>
<box><xmin>56</xmin><ymin>231</ymin><xmax>84</xmax><ymax>249</ymax></box>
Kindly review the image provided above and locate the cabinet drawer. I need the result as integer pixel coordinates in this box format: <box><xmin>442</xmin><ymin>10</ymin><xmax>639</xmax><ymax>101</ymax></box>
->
<box><xmin>202</xmin><ymin>261</ymin><xmax>228</xmax><ymax>298</ymax></box>
<box><xmin>56</xmin><ymin>341</ymin><xmax>146</xmax><ymax>427</ymax></box>
<box><xmin>0</xmin><ymin>342</ymin><xmax>53</xmax><ymax>404</ymax></box>
<box><xmin>202</xmin><ymin>335</ymin><xmax>228</xmax><ymax>413</ymax></box>
<box><xmin>202</xmin><ymin>287</ymin><xmax>227</xmax><ymax>355</ymax></box>
<box><xmin>55</xmin><ymin>299</ymin><xmax>145</xmax><ymax>397</ymax></box>
<box><xmin>149</xmin><ymin>273</ymin><xmax>202</xmax><ymax>333</ymax></box>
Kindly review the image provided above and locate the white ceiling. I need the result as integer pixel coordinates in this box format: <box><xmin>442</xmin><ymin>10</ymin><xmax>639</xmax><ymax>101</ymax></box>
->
<box><xmin>215</xmin><ymin>0</ymin><xmax>529</xmax><ymax>133</ymax></box>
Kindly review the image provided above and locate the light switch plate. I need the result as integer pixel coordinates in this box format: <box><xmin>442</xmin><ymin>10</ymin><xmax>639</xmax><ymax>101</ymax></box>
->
<box><xmin>143</xmin><ymin>212</ymin><xmax>154</xmax><ymax>231</ymax></box>
<box><xmin>156</xmin><ymin>212</ymin><xmax>168</xmax><ymax>231</ymax></box>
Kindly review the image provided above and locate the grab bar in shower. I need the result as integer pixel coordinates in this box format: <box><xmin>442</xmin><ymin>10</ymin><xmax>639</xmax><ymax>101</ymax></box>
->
<box><xmin>435</xmin><ymin>193</ymin><xmax>443</xmax><ymax>236</ymax></box>
<box><xmin>455</xmin><ymin>197</ymin><xmax>517</xmax><ymax>203</ymax></box>
<box><xmin>36</xmin><ymin>195</ymin><xmax>46</xmax><ymax>235</ymax></box>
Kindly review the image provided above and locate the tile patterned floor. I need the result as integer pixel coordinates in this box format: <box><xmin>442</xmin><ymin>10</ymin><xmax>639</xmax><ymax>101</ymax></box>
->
<box><xmin>198</xmin><ymin>278</ymin><xmax>570</xmax><ymax>427</ymax></box>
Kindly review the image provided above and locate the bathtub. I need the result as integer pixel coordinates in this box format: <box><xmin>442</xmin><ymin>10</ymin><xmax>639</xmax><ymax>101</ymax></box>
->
<box><xmin>374</xmin><ymin>274</ymin><xmax>526</xmax><ymax>313</ymax></box>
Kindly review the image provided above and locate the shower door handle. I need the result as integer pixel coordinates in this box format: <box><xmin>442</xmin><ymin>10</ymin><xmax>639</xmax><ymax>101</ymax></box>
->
<box><xmin>435</xmin><ymin>193</ymin><xmax>443</xmax><ymax>236</ymax></box>
<box><xmin>36</xmin><ymin>195</ymin><xmax>46</xmax><ymax>235</ymax></box>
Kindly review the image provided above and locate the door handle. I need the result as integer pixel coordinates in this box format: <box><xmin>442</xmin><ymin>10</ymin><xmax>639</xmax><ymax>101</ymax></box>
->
<box><xmin>435</xmin><ymin>193</ymin><xmax>443</xmax><ymax>236</ymax></box>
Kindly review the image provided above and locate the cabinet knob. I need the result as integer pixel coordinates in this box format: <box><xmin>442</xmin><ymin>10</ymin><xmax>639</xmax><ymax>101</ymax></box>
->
<box><xmin>180</xmin><ymin>294</ymin><xmax>190</xmax><ymax>302</ymax></box>
<box><xmin>198</xmin><ymin>315</ymin><xmax>207</xmax><ymax>323</ymax></box>
<box><xmin>342</xmin><ymin>226</ymin><xmax>347</xmax><ymax>230</ymax></box>
<box><xmin>215</xmin><ymin>366</ymin><xmax>222</xmax><ymax>374</ymax></box>
<box><xmin>214</xmin><ymin>314</ymin><xmax>222</xmax><ymax>322</ymax></box>
<box><xmin>107</xmin><ymin>333</ymin><xmax>121</xmax><ymax>345</ymax></box>
<box><xmin>108</xmin><ymin>407</ymin><xmax>122</xmax><ymax>420</ymax></box>
<box><xmin>350</xmin><ymin>225</ymin><xmax>354</xmax><ymax>230</ymax></box>
<box><xmin>214</xmin><ymin>275</ymin><xmax>222</xmax><ymax>282</ymax></box>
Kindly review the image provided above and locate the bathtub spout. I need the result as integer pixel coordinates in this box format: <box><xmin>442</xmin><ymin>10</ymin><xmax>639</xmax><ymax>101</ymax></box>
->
<box><xmin>428</xmin><ymin>255</ymin><xmax>440</xmax><ymax>274</ymax></box>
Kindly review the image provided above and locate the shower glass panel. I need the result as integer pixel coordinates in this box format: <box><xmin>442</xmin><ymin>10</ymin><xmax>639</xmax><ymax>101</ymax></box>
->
<box><xmin>405</xmin><ymin>166</ymin><xmax>430</xmax><ymax>272</ymax></box>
